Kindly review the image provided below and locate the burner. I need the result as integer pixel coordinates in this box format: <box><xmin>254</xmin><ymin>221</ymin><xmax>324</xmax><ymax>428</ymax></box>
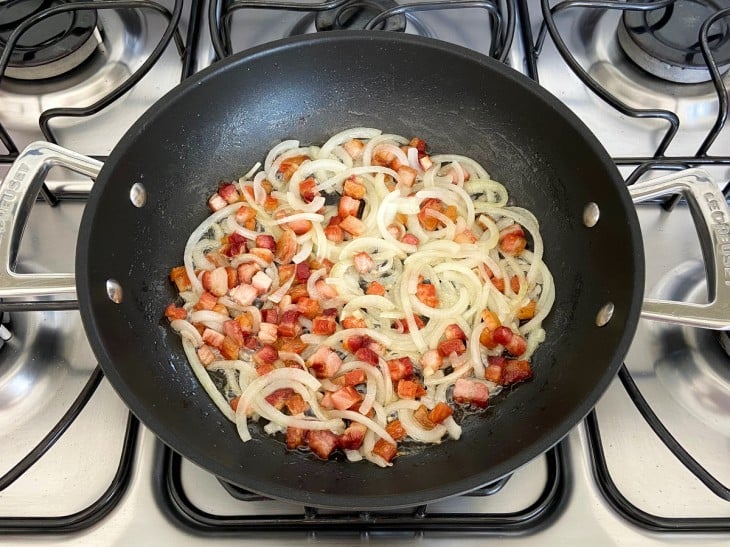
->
<box><xmin>0</xmin><ymin>0</ymin><xmax>100</xmax><ymax>80</ymax></box>
<box><xmin>315</xmin><ymin>0</ymin><xmax>406</xmax><ymax>32</ymax></box>
<box><xmin>617</xmin><ymin>0</ymin><xmax>730</xmax><ymax>84</ymax></box>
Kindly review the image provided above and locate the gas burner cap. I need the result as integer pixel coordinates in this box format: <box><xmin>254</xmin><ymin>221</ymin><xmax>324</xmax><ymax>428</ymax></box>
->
<box><xmin>0</xmin><ymin>0</ymin><xmax>100</xmax><ymax>80</ymax></box>
<box><xmin>315</xmin><ymin>0</ymin><xmax>406</xmax><ymax>32</ymax></box>
<box><xmin>617</xmin><ymin>0</ymin><xmax>730</xmax><ymax>84</ymax></box>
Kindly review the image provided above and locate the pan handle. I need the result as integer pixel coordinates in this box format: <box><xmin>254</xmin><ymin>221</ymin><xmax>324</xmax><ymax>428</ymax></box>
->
<box><xmin>628</xmin><ymin>169</ymin><xmax>730</xmax><ymax>330</ymax></box>
<box><xmin>0</xmin><ymin>142</ymin><xmax>102</xmax><ymax>301</ymax></box>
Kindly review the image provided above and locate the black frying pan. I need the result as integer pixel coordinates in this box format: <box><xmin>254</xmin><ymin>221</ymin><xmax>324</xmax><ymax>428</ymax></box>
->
<box><xmin>7</xmin><ymin>32</ymin><xmax>646</xmax><ymax>509</ymax></box>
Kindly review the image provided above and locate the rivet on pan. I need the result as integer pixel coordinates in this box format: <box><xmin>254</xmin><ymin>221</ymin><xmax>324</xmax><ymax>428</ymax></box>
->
<box><xmin>583</xmin><ymin>202</ymin><xmax>600</xmax><ymax>228</ymax></box>
<box><xmin>130</xmin><ymin>183</ymin><xmax>147</xmax><ymax>208</ymax></box>
<box><xmin>106</xmin><ymin>279</ymin><xmax>123</xmax><ymax>304</ymax></box>
<box><xmin>596</xmin><ymin>302</ymin><xmax>614</xmax><ymax>327</ymax></box>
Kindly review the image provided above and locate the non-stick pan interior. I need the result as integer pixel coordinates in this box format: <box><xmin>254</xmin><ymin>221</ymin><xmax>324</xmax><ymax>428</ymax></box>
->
<box><xmin>77</xmin><ymin>31</ymin><xmax>643</xmax><ymax>509</ymax></box>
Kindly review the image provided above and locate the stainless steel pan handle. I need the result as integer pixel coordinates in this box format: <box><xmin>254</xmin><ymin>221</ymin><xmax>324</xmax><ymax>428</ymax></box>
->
<box><xmin>0</xmin><ymin>142</ymin><xmax>102</xmax><ymax>300</ymax></box>
<box><xmin>629</xmin><ymin>169</ymin><xmax>730</xmax><ymax>330</ymax></box>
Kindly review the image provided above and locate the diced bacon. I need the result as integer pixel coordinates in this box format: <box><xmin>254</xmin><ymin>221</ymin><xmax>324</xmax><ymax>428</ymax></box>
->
<box><xmin>253</xmin><ymin>344</ymin><xmax>278</xmax><ymax>366</ymax></box>
<box><xmin>343</xmin><ymin>139</ymin><xmax>365</xmax><ymax>160</ymax></box>
<box><xmin>510</xmin><ymin>275</ymin><xmax>520</xmax><ymax>294</ymax></box>
<box><xmin>331</xmin><ymin>386</ymin><xmax>363</xmax><ymax>410</ymax></box>
<box><xmin>288</xmin><ymin>284</ymin><xmax>309</xmax><ymax>302</ymax></box>
<box><xmin>393</xmin><ymin>315</ymin><xmax>425</xmax><ymax>334</ymax></box>
<box><xmin>454</xmin><ymin>229</ymin><xmax>478</xmax><ymax>244</ymax></box>
<box><xmin>484</xmin><ymin>356</ymin><xmax>506</xmax><ymax>383</ymax></box>
<box><xmin>372</xmin><ymin>148</ymin><xmax>395</xmax><ymax>167</ymax></box>
<box><xmin>481</xmin><ymin>310</ymin><xmax>501</xmax><ymax>330</ymax></box>
<box><xmin>341</xmin><ymin>215</ymin><xmax>366</xmax><ymax>236</ymax></box>
<box><xmin>286</xmin><ymin>427</ymin><xmax>307</xmax><ymax>449</ymax></box>
<box><xmin>372</xmin><ymin>439</ymin><xmax>397</xmax><ymax>463</ymax></box>
<box><xmin>255</xmin><ymin>234</ymin><xmax>276</xmax><ymax>251</ymax></box>
<box><xmin>312</xmin><ymin>315</ymin><xmax>337</xmax><ymax>335</ymax></box>
<box><xmin>299</xmin><ymin>177</ymin><xmax>319</xmax><ymax>203</ymax></box>
<box><xmin>419</xmin><ymin>155</ymin><xmax>433</xmax><ymax>170</ymax></box>
<box><xmin>420</xmin><ymin>349</ymin><xmax>443</xmax><ymax>376</ymax></box>
<box><xmin>205</xmin><ymin>251</ymin><xmax>228</xmax><ymax>267</ymax></box>
<box><xmin>261</xmin><ymin>308</ymin><xmax>279</xmax><ymax>324</ymax></box>
<box><xmin>416</xmin><ymin>283</ymin><xmax>438</xmax><ymax>307</ymax></box>
<box><xmin>230</xmin><ymin>396</ymin><xmax>240</xmax><ymax>411</ymax></box>
<box><xmin>397</xmin><ymin>379</ymin><xmax>426</xmax><ymax>399</ymax></box>
<box><xmin>242</xmin><ymin>333</ymin><xmax>258</xmax><ymax>349</ymax></box>
<box><xmin>194</xmin><ymin>291</ymin><xmax>217</xmax><ymax>311</ymax></box>
<box><xmin>202</xmin><ymin>328</ymin><xmax>225</xmax><ymax>348</ymax></box>
<box><xmin>222</xmin><ymin>320</ymin><xmax>245</xmax><ymax>346</ymax></box>
<box><xmin>278</xmin><ymin>155</ymin><xmax>309</xmax><ymax>182</ymax></box>
<box><xmin>296</xmin><ymin>297</ymin><xmax>321</xmax><ymax>319</ymax></box>
<box><xmin>452</xmin><ymin>379</ymin><xmax>489</xmax><ymax>408</ymax></box>
<box><xmin>165</xmin><ymin>304</ymin><xmax>187</xmax><ymax>321</ymax></box>
<box><xmin>397</xmin><ymin>166</ymin><xmax>417</xmax><ymax>187</ymax></box>
<box><xmin>208</xmin><ymin>193</ymin><xmax>227</xmax><ymax>212</ymax></box>
<box><xmin>352</xmin><ymin>252</ymin><xmax>375</xmax><ymax>275</ymax></box>
<box><xmin>366</xmin><ymin>281</ymin><xmax>386</xmax><ymax>296</ymax></box>
<box><xmin>286</xmin><ymin>218</ymin><xmax>312</xmax><ymax>235</ymax></box>
<box><xmin>307</xmin><ymin>346</ymin><xmax>342</xmax><ymax>379</ymax></box>
<box><xmin>342</xmin><ymin>316</ymin><xmax>367</xmax><ymax>329</ymax></box>
<box><xmin>278</xmin><ymin>309</ymin><xmax>302</xmax><ymax>338</ymax></box>
<box><xmin>492</xmin><ymin>276</ymin><xmax>506</xmax><ymax>293</ymax></box>
<box><xmin>236</xmin><ymin>205</ymin><xmax>256</xmax><ymax>225</ymax></box>
<box><xmin>212</xmin><ymin>303</ymin><xmax>229</xmax><ymax>316</ymax></box>
<box><xmin>307</xmin><ymin>430</ymin><xmax>340</xmax><ymax>460</ymax></box>
<box><xmin>338</xmin><ymin>195</ymin><xmax>361</xmax><ymax>218</ymax></box>
<box><xmin>218</xmin><ymin>183</ymin><xmax>240</xmax><ymax>204</ymax></box>
<box><xmin>334</xmin><ymin>369</ymin><xmax>367</xmax><ymax>387</ymax></box>
<box><xmin>409</xmin><ymin>137</ymin><xmax>427</xmax><ymax>154</ymax></box>
<box><xmin>229</xmin><ymin>284</ymin><xmax>258</xmax><ymax>306</ymax></box>
<box><xmin>444</xmin><ymin>324</ymin><xmax>466</xmax><ymax>340</ymax></box>
<box><xmin>265</xmin><ymin>388</ymin><xmax>294</xmax><ymax>410</ymax></box>
<box><xmin>285</xmin><ymin>393</ymin><xmax>309</xmax><ymax>415</ymax></box>
<box><xmin>201</xmin><ymin>266</ymin><xmax>229</xmax><ymax>297</ymax></box>
<box><xmin>169</xmin><ymin>266</ymin><xmax>192</xmax><ymax>292</ymax></box>
<box><xmin>499</xmin><ymin>226</ymin><xmax>527</xmax><ymax>256</ymax></box>
<box><xmin>225</xmin><ymin>266</ymin><xmax>238</xmax><ymax>288</ymax></box>
<box><xmin>258</xmin><ymin>322</ymin><xmax>278</xmax><ymax>344</ymax></box>
<box><xmin>401</xmin><ymin>233</ymin><xmax>419</xmax><ymax>246</ymax></box>
<box><xmin>505</xmin><ymin>333</ymin><xmax>527</xmax><ymax>356</ymax></box>
<box><xmin>256</xmin><ymin>363</ymin><xmax>275</xmax><ymax>376</ymax></box>
<box><xmin>343</xmin><ymin>334</ymin><xmax>367</xmax><ymax>353</ymax></box>
<box><xmin>438</xmin><ymin>337</ymin><xmax>466</xmax><ymax>357</ymax></box>
<box><xmin>274</xmin><ymin>336</ymin><xmax>307</xmax><ymax>354</ymax></box>
<box><xmin>429</xmin><ymin>402</ymin><xmax>454</xmax><ymax>424</ymax></box>
<box><xmin>385</xmin><ymin>419</ymin><xmax>407</xmax><ymax>441</ymax></box>
<box><xmin>492</xmin><ymin>326</ymin><xmax>514</xmax><ymax>346</ymax></box>
<box><xmin>249</xmin><ymin>247</ymin><xmax>274</xmax><ymax>264</ymax></box>
<box><xmin>387</xmin><ymin>357</ymin><xmax>414</xmax><ymax>381</ymax></box>
<box><xmin>295</xmin><ymin>262</ymin><xmax>310</xmax><ymax>282</ymax></box>
<box><xmin>319</xmin><ymin>392</ymin><xmax>334</xmax><ymax>410</ymax></box>
<box><xmin>338</xmin><ymin>422</ymin><xmax>367</xmax><ymax>450</ymax></box>
<box><xmin>517</xmin><ymin>301</ymin><xmax>537</xmax><ymax>320</ymax></box>
<box><xmin>355</xmin><ymin>347</ymin><xmax>379</xmax><ymax>366</ymax></box>
<box><xmin>251</xmin><ymin>271</ymin><xmax>273</xmax><ymax>294</ymax></box>
<box><xmin>387</xmin><ymin>223</ymin><xmax>402</xmax><ymax>239</ymax></box>
<box><xmin>236</xmin><ymin>263</ymin><xmax>260</xmax><ymax>284</ymax></box>
<box><xmin>219</xmin><ymin>336</ymin><xmax>241</xmax><ymax>360</ymax></box>
<box><xmin>275</xmin><ymin>228</ymin><xmax>298</xmax><ymax>265</ymax></box>
<box><xmin>263</xmin><ymin>195</ymin><xmax>279</xmax><ymax>211</ymax></box>
<box><xmin>324</xmin><ymin>225</ymin><xmax>344</xmax><ymax>242</ymax></box>
<box><xmin>196</xmin><ymin>345</ymin><xmax>215</xmax><ymax>367</ymax></box>
<box><xmin>502</xmin><ymin>360</ymin><xmax>533</xmax><ymax>385</ymax></box>
<box><xmin>343</xmin><ymin>177</ymin><xmax>366</xmax><ymax>199</ymax></box>
<box><xmin>414</xmin><ymin>404</ymin><xmax>435</xmax><ymax>429</ymax></box>
<box><xmin>315</xmin><ymin>279</ymin><xmax>338</xmax><ymax>298</ymax></box>
<box><xmin>236</xmin><ymin>312</ymin><xmax>253</xmax><ymax>333</ymax></box>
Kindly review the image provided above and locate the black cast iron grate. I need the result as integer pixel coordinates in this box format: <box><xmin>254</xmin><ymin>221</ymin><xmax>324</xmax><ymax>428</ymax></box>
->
<box><xmin>155</xmin><ymin>441</ymin><xmax>567</xmax><ymax>535</ymax></box>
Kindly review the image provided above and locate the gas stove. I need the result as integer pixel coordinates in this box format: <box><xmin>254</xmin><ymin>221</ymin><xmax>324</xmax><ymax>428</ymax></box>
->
<box><xmin>0</xmin><ymin>0</ymin><xmax>729</xmax><ymax>544</ymax></box>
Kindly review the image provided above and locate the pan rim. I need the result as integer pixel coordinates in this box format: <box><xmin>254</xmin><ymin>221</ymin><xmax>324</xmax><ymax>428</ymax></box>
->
<box><xmin>76</xmin><ymin>30</ymin><xmax>644</xmax><ymax>510</ymax></box>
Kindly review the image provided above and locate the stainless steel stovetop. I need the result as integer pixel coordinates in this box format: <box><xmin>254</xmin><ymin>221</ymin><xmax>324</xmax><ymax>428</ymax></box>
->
<box><xmin>0</xmin><ymin>1</ymin><xmax>728</xmax><ymax>544</ymax></box>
